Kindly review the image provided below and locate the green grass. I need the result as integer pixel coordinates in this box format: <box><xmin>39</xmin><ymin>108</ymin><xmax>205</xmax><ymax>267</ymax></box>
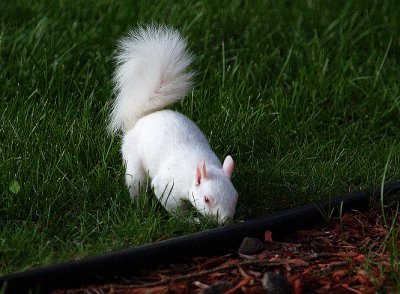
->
<box><xmin>1</xmin><ymin>0</ymin><xmax>399</xmax><ymax>282</ymax></box>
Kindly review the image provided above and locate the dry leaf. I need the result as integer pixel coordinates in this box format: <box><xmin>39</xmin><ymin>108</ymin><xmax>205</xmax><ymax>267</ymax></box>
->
<box><xmin>264</xmin><ymin>230</ymin><xmax>273</xmax><ymax>242</ymax></box>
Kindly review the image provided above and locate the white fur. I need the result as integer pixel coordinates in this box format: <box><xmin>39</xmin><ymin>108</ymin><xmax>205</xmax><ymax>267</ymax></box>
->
<box><xmin>109</xmin><ymin>25</ymin><xmax>193</xmax><ymax>133</ymax></box>
<box><xmin>109</xmin><ymin>25</ymin><xmax>238</xmax><ymax>223</ymax></box>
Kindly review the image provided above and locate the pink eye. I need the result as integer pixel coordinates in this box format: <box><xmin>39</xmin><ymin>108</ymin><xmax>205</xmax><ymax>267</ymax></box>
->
<box><xmin>204</xmin><ymin>196</ymin><xmax>210</xmax><ymax>204</ymax></box>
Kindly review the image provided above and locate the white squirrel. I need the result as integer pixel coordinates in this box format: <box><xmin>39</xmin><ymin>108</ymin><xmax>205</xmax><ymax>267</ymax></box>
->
<box><xmin>109</xmin><ymin>25</ymin><xmax>238</xmax><ymax>224</ymax></box>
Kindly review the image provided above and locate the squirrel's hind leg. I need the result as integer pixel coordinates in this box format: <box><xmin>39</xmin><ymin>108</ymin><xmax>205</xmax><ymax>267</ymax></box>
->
<box><xmin>124</xmin><ymin>156</ymin><xmax>146</xmax><ymax>200</ymax></box>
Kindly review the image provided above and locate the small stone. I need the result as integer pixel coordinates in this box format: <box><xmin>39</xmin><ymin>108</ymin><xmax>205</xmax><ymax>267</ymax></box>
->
<box><xmin>262</xmin><ymin>272</ymin><xmax>292</xmax><ymax>294</ymax></box>
<box><xmin>238</xmin><ymin>237</ymin><xmax>265</xmax><ymax>255</ymax></box>
<box><xmin>199</xmin><ymin>281</ymin><xmax>235</xmax><ymax>294</ymax></box>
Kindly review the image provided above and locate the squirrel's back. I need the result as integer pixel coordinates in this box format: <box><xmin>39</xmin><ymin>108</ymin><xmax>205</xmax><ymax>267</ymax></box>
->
<box><xmin>132</xmin><ymin>110</ymin><xmax>209</xmax><ymax>149</ymax></box>
<box><xmin>122</xmin><ymin>109</ymin><xmax>221</xmax><ymax>178</ymax></box>
<box><xmin>109</xmin><ymin>25</ymin><xmax>193</xmax><ymax>133</ymax></box>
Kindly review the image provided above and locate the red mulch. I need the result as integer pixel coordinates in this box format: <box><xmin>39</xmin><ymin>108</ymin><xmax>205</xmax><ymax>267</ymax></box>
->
<box><xmin>54</xmin><ymin>208</ymin><xmax>399</xmax><ymax>294</ymax></box>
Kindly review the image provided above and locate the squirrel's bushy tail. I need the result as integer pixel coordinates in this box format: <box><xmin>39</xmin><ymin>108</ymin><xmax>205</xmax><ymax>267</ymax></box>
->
<box><xmin>109</xmin><ymin>25</ymin><xmax>193</xmax><ymax>133</ymax></box>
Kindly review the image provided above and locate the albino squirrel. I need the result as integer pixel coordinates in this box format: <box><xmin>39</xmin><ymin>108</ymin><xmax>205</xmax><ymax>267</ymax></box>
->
<box><xmin>109</xmin><ymin>25</ymin><xmax>238</xmax><ymax>223</ymax></box>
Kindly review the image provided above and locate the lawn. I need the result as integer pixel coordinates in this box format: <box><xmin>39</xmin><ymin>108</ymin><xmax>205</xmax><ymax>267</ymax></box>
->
<box><xmin>1</xmin><ymin>0</ymin><xmax>399</xmax><ymax>277</ymax></box>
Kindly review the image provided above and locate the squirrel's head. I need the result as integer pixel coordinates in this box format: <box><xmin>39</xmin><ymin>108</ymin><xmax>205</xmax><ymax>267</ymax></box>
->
<box><xmin>189</xmin><ymin>156</ymin><xmax>238</xmax><ymax>224</ymax></box>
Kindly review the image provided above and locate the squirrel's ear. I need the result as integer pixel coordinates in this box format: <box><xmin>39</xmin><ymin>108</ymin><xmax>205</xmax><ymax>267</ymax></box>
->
<box><xmin>196</xmin><ymin>160</ymin><xmax>207</xmax><ymax>185</ymax></box>
<box><xmin>223</xmin><ymin>155</ymin><xmax>234</xmax><ymax>178</ymax></box>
